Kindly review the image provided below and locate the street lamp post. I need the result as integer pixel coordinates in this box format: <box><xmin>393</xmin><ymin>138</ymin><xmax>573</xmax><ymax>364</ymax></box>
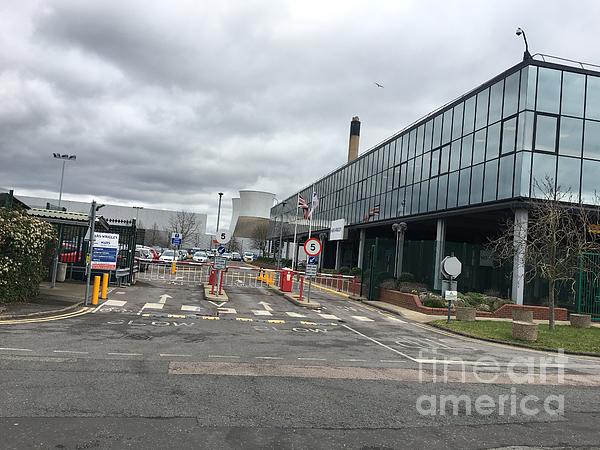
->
<box><xmin>392</xmin><ymin>222</ymin><xmax>408</xmax><ymax>279</ymax></box>
<box><xmin>515</xmin><ymin>27</ymin><xmax>532</xmax><ymax>61</ymax></box>
<box><xmin>133</xmin><ymin>206</ymin><xmax>143</xmax><ymax>222</ymax></box>
<box><xmin>53</xmin><ymin>153</ymin><xmax>76</xmax><ymax>208</ymax></box>
<box><xmin>277</xmin><ymin>201</ymin><xmax>286</xmax><ymax>269</ymax></box>
<box><xmin>214</xmin><ymin>192</ymin><xmax>223</xmax><ymax>251</ymax></box>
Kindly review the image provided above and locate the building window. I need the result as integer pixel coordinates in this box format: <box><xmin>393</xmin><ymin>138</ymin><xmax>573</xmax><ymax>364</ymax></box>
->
<box><xmin>503</xmin><ymin>71</ymin><xmax>520</xmax><ymax>118</ymax></box>
<box><xmin>515</xmin><ymin>151</ymin><xmax>532</xmax><ymax>197</ymax></box>
<box><xmin>559</xmin><ymin>117</ymin><xmax>583</xmax><ymax>157</ymax></box>
<box><xmin>458</xmin><ymin>168</ymin><xmax>471</xmax><ymax>206</ymax></box>
<box><xmin>437</xmin><ymin>174</ymin><xmax>448</xmax><ymax>210</ymax></box>
<box><xmin>475</xmin><ymin>88</ymin><xmax>489</xmax><ymax>130</ymax></box>
<box><xmin>483</xmin><ymin>159</ymin><xmax>499</xmax><ymax>202</ymax></box>
<box><xmin>486</xmin><ymin>122</ymin><xmax>501</xmax><ymax>160</ymax></box>
<box><xmin>433</xmin><ymin>115</ymin><xmax>442</xmax><ymax>148</ymax></box>
<box><xmin>536</xmin><ymin>68</ymin><xmax>561</xmax><ymax>114</ymax></box>
<box><xmin>561</xmin><ymin>72</ymin><xmax>585</xmax><ymax>118</ymax></box>
<box><xmin>452</xmin><ymin>103</ymin><xmax>464</xmax><ymax>140</ymax></box>
<box><xmin>450</xmin><ymin>140</ymin><xmax>461</xmax><ymax>171</ymax></box>
<box><xmin>585</xmin><ymin>76</ymin><xmax>600</xmax><ymax>120</ymax></box>
<box><xmin>416</xmin><ymin>125</ymin><xmax>424</xmax><ymax>156</ymax></box>
<box><xmin>557</xmin><ymin>156</ymin><xmax>580</xmax><ymax>200</ymax></box>
<box><xmin>534</xmin><ymin>114</ymin><xmax>558</xmax><ymax>153</ymax></box>
<box><xmin>581</xmin><ymin>159</ymin><xmax>600</xmax><ymax>204</ymax></box>
<box><xmin>461</xmin><ymin>134</ymin><xmax>473</xmax><ymax>168</ymax></box>
<box><xmin>422</xmin><ymin>151</ymin><xmax>431</xmax><ymax>179</ymax></box>
<box><xmin>501</xmin><ymin>117</ymin><xmax>517</xmax><ymax>154</ymax></box>
<box><xmin>428</xmin><ymin>177</ymin><xmax>438</xmax><ymax>211</ymax></box>
<box><xmin>470</xmin><ymin>164</ymin><xmax>484</xmax><ymax>204</ymax></box>
<box><xmin>414</xmin><ymin>156</ymin><xmax>423</xmax><ymax>183</ymax></box>
<box><xmin>431</xmin><ymin>149</ymin><xmax>440</xmax><ymax>176</ymax></box>
<box><xmin>531</xmin><ymin>153</ymin><xmax>557</xmax><ymax>198</ymax></box>
<box><xmin>424</xmin><ymin>120</ymin><xmax>433</xmax><ymax>152</ymax></box>
<box><xmin>583</xmin><ymin>119</ymin><xmax>600</xmax><ymax>159</ymax></box>
<box><xmin>489</xmin><ymin>80</ymin><xmax>503</xmax><ymax>124</ymax></box>
<box><xmin>447</xmin><ymin>171</ymin><xmax>459</xmax><ymax>208</ymax></box>
<box><xmin>473</xmin><ymin>129</ymin><xmax>486</xmax><ymax>164</ymax></box>
<box><xmin>464</xmin><ymin>96</ymin><xmax>476</xmax><ymax>134</ymax></box>
<box><xmin>440</xmin><ymin>145</ymin><xmax>450</xmax><ymax>174</ymax></box>
<box><xmin>498</xmin><ymin>154</ymin><xmax>514</xmax><ymax>199</ymax></box>
<box><xmin>442</xmin><ymin>109</ymin><xmax>452</xmax><ymax>145</ymax></box>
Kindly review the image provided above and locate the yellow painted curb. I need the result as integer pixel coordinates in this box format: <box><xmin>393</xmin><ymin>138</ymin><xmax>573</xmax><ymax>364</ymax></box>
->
<box><xmin>311</xmin><ymin>283</ymin><xmax>350</xmax><ymax>298</ymax></box>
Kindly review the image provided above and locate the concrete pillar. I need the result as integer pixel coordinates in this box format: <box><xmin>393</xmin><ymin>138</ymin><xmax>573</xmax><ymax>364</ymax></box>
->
<box><xmin>335</xmin><ymin>241</ymin><xmax>342</xmax><ymax>271</ymax></box>
<box><xmin>433</xmin><ymin>218</ymin><xmax>446</xmax><ymax>291</ymax></box>
<box><xmin>357</xmin><ymin>229</ymin><xmax>366</xmax><ymax>269</ymax></box>
<box><xmin>512</xmin><ymin>209</ymin><xmax>528</xmax><ymax>305</ymax></box>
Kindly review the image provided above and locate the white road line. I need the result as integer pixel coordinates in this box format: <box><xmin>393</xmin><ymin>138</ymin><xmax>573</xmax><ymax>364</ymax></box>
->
<box><xmin>256</xmin><ymin>356</ymin><xmax>284</xmax><ymax>360</ymax></box>
<box><xmin>252</xmin><ymin>310</ymin><xmax>272</xmax><ymax>316</ymax></box>
<box><xmin>421</xmin><ymin>337</ymin><xmax>453</xmax><ymax>349</ymax></box>
<box><xmin>0</xmin><ymin>347</ymin><xmax>33</xmax><ymax>352</ymax></box>
<box><xmin>181</xmin><ymin>305</ymin><xmax>202</xmax><ymax>312</ymax></box>
<box><xmin>340</xmin><ymin>359</ymin><xmax>366</xmax><ymax>362</ymax></box>
<box><xmin>160</xmin><ymin>353</ymin><xmax>192</xmax><ymax>357</ymax></box>
<box><xmin>380</xmin><ymin>360</ymin><xmax>407</xmax><ymax>363</ymax></box>
<box><xmin>351</xmin><ymin>316</ymin><xmax>374</xmax><ymax>322</ymax></box>
<box><xmin>341</xmin><ymin>324</ymin><xmax>417</xmax><ymax>362</ymax></box>
<box><xmin>115</xmin><ymin>291</ymin><xmax>126</xmax><ymax>295</ymax></box>
<box><xmin>53</xmin><ymin>350</ymin><xmax>89</xmax><ymax>354</ymax></box>
<box><xmin>285</xmin><ymin>312</ymin><xmax>306</xmax><ymax>318</ymax></box>
<box><xmin>209</xmin><ymin>355</ymin><xmax>240</xmax><ymax>358</ymax></box>
<box><xmin>107</xmin><ymin>352</ymin><xmax>142</xmax><ymax>356</ymax></box>
<box><xmin>318</xmin><ymin>314</ymin><xmax>340</xmax><ymax>320</ymax></box>
<box><xmin>142</xmin><ymin>302</ymin><xmax>164</xmax><ymax>310</ymax></box>
<box><xmin>298</xmin><ymin>357</ymin><xmax>327</xmax><ymax>361</ymax></box>
<box><xmin>218</xmin><ymin>307</ymin><xmax>237</xmax><ymax>314</ymax></box>
<box><xmin>104</xmin><ymin>300</ymin><xmax>127</xmax><ymax>307</ymax></box>
<box><xmin>384</xmin><ymin>316</ymin><xmax>406</xmax><ymax>323</ymax></box>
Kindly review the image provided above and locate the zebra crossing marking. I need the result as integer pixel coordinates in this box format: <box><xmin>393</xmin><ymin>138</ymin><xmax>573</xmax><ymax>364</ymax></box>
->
<box><xmin>351</xmin><ymin>316</ymin><xmax>374</xmax><ymax>322</ymax></box>
<box><xmin>181</xmin><ymin>305</ymin><xmax>202</xmax><ymax>312</ymax></box>
<box><xmin>252</xmin><ymin>310</ymin><xmax>272</xmax><ymax>316</ymax></box>
<box><xmin>142</xmin><ymin>302</ymin><xmax>164</xmax><ymax>310</ymax></box>
<box><xmin>286</xmin><ymin>312</ymin><xmax>306</xmax><ymax>318</ymax></box>
<box><xmin>104</xmin><ymin>300</ymin><xmax>127</xmax><ymax>307</ymax></box>
<box><xmin>318</xmin><ymin>313</ymin><xmax>340</xmax><ymax>320</ymax></box>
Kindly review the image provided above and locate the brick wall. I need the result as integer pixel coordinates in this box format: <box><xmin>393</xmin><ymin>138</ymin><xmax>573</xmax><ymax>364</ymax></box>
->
<box><xmin>378</xmin><ymin>289</ymin><xmax>568</xmax><ymax>321</ymax></box>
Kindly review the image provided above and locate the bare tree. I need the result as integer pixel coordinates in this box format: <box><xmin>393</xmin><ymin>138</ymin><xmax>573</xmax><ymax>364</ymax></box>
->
<box><xmin>168</xmin><ymin>210</ymin><xmax>199</xmax><ymax>246</ymax></box>
<box><xmin>250</xmin><ymin>222</ymin><xmax>270</xmax><ymax>257</ymax></box>
<box><xmin>488</xmin><ymin>176</ymin><xmax>600</xmax><ymax>329</ymax></box>
<box><xmin>147</xmin><ymin>223</ymin><xmax>161</xmax><ymax>246</ymax></box>
<box><xmin>228</xmin><ymin>236</ymin><xmax>241</xmax><ymax>253</ymax></box>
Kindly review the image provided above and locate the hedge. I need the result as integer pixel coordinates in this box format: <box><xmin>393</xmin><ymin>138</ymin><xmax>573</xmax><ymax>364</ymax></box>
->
<box><xmin>0</xmin><ymin>208</ymin><xmax>56</xmax><ymax>303</ymax></box>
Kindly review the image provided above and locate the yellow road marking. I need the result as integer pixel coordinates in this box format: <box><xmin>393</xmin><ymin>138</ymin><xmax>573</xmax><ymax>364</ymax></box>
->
<box><xmin>201</xmin><ymin>316</ymin><xmax>219</xmax><ymax>320</ymax></box>
<box><xmin>267</xmin><ymin>320</ymin><xmax>285</xmax><ymax>324</ymax></box>
<box><xmin>311</xmin><ymin>283</ymin><xmax>350</xmax><ymax>298</ymax></box>
<box><xmin>0</xmin><ymin>307</ymin><xmax>93</xmax><ymax>324</ymax></box>
<box><xmin>300</xmin><ymin>321</ymin><xmax>317</xmax><ymax>325</ymax></box>
<box><xmin>236</xmin><ymin>317</ymin><xmax>253</xmax><ymax>322</ymax></box>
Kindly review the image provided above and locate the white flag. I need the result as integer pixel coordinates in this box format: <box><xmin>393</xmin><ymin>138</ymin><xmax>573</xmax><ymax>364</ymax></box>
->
<box><xmin>308</xmin><ymin>191</ymin><xmax>319</xmax><ymax>219</ymax></box>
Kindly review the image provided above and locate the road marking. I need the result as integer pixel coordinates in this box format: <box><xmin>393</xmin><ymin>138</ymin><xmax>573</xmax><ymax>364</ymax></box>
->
<box><xmin>340</xmin><ymin>359</ymin><xmax>366</xmax><ymax>362</ymax></box>
<box><xmin>252</xmin><ymin>310</ymin><xmax>272</xmax><ymax>316</ymax></box>
<box><xmin>341</xmin><ymin>324</ymin><xmax>417</xmax><ymax>362</ymax></box>
<box><xmin>201</xmin><ymin>316</ymin><xmax>219</xmax><ymax>320</ymax></box>
<box><xmin>318</xmin><ymin>314</ymin><xmax>340</xmax><ymax>320</ymax></box>
<box><xmin>267</xmin><ymin>319</ymin><xmax>285</xmax><ymax>324</ymax></box>
<box><xmin>115</xmin><ymin>291</ymin><xmax>126</xmax><ymax>295</ymax></box>
<box><xmin>181</xmin><ymin>305</ymin><xmax>202</xmax><ymax>312</ymax></box>
<box><xmin>298</xmin><ymin>357</ymin><xmax>327</xmax><ymax>361</ymax></box>
<box><xmin>236</xmin><ymin>317</ymin><xmax>253</xmax><ymax>322</ymax></box>
<box><xmin>300</xmin><ymin>321</ymin><xmax>317</xmax><ymax>325</ymax></box>
<box><xmin>258</xmin><ymin>301</ymin><xmax>273</xmax><ymax>311</ymax></box>
<box><xmin>208</xmin><ymin>301</ymin><xmax>227</xmax><ymax>307</ymax></box>
<box><xmin>104</xmin><ymin>300</ymin><xmax>127</xmax><ymax>307</ymax></box>
<box><xmin>159</xmin><ymin>294</ymin><xmax>172</xmax><ymax>304</ymax></box>
<box><xmin>380</xmin><ymin>360</ymin><xmax>407</xmax><ymax>363</ymax></box>
<box><xmin>351</xmin><ymin>316</ymin><xmax>374</xmax><ymax>322</ymax></box>
<box><xmin>218</xmin><ymin>307</ymin><xmax>237</xmax><ymax>314</ymax></box>
<box><xmin>0</xmin><ymin>307</ymin><xmax>94</xmax><ymax>324</ymax></box>
<box><xmin>256</xmin><ymin>356</ymin><xmax>283</xmax><ymax>360</ymax></box>
<box><xmin>53</xmin><ymin>350</ymin><xmax>88</xmax><ymax>354</ymax></box>
<box><xmin>384</xmin><ymin>316</ymin><xmax>406</xmax><ymax>323</ymax></box>
<box><xmin>285</xmin><ymin>312</ymin><xmax>306</xmax><ymax>318</ymax></box>
<box><xmin>209</xmin><ymin>355</ymin><xmax>240</xmax><ymax>358</ymax></box>
<box><xmin>142</xmin><ymin>302</ymin><xmax>164</xmax><ymax>310</ymax></box>
<box><xmin>160</xmin><ymin>353</ymin><xmax>192</xmax><ymax>357</ymax></box>
<box><xmin>0</xmin><ymin>347</ymin><xmax>33</xmax><ymax>352</ymax></box>
<box><xmin>107</xmin><ymin>352</ymin><xmax>142</xmax><ymax>356</ymax></box>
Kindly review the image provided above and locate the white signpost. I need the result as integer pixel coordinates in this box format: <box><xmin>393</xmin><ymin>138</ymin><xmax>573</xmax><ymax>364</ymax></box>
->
<box><xmin>91</xmin><ymin>232</ymin><xmax>119</xmax><ymax>271</ymax></box>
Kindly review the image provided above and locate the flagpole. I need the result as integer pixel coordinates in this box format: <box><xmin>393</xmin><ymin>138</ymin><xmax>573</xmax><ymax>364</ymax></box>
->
<box><xmin>292</xmin><ymin>194</ymin><xmax>299</xmax><ymax>270</ymax></box>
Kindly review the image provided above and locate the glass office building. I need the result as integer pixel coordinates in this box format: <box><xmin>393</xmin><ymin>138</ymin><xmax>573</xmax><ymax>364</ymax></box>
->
<box><xmin>271</xmin><ymin>56</ymin><xmax>600</xmax><ymax>306</ymax></box>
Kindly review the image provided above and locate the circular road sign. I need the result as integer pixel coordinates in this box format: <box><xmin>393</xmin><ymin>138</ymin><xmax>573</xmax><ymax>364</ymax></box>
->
<box><xmin>304</xmin><ymin>237</ymin><xmax>322</xmax><ymax>256</ymax></box>
<box><xmin>216</xmin><ymin>229</ymin><xmax>231</xmax><ymax>244</ymax></box>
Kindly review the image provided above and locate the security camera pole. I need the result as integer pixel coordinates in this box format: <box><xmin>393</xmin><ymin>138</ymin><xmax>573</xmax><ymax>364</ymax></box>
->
<box><xmin>515</xmin><ymin>27</ymin><xmax>532</xmax><ymax>61</ymax></box>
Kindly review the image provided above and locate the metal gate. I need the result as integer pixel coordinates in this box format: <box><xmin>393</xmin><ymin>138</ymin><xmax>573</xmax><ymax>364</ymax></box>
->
<box><xmin>577</xmin><ymin>252</ymin><xmax>600</xmax><ymax>321</ymax></box>
<box><xmin>360</xmin><ymin>238</ymin><xmax>395</xmax><ymax>300</ymax></box>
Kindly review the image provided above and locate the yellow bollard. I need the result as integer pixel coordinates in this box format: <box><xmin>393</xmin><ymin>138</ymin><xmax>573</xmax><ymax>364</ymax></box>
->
<box><xmin>101</xmin><ymin>273</ymin><xmax>109</xmax><ymax>300</ymax></box>
<box><xmin>92</xmin><ymin>275</ymin><xmax>101</xmax><ymax>306</ymax></box>
<box><xmin>268</xmin><ymin>272</ymin><xmax>274</xmax><ymax>286</ymax></box>
<box><xmin>171</xmin><ymin>260</ymin><xmax>177</xmax><ymax>275</ymax></box>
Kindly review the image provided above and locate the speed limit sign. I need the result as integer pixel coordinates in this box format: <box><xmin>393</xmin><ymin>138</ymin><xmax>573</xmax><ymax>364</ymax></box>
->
<box><xmin>216</xmin><ymin>229</ymin><xmax>231</xmax><ymax>244</ymax></box>
<box><xmin>304</xmin><ymin>237</ymin><xmax>322</xmax><ymax>256</ymax></box>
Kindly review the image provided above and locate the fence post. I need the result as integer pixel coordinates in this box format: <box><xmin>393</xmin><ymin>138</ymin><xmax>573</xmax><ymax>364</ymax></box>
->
<box><xmin>352</xmin><ymin>277</ymin><xmax>357</xmax><ymax>296</ymax></box>
<box><xmin>337</xmin><ymin>274</ymin><xmax>342</xmax><ymax>291</ymax></box>
<box><xmin>299</xmin><ymin>276</ymin><xmax>304</xmax><ymax>301</ymax></box>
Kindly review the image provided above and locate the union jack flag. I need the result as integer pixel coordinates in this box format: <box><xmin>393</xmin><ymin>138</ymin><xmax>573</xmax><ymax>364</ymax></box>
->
<box><xmin>298</xmin><ymin>195</ymin><xmax>310</xmax><ymax>219</ymax></box>
<box><xmin>363</xmin><ymin>204</ymin><xmax>380</xmax><ymax>222</ymax></box>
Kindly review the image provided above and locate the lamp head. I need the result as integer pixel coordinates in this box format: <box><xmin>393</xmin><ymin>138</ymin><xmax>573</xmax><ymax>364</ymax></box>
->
<box><xmin>515</xmin><ymin>27</ymin><xmax>523</xmax><ymax>36</ymax></box>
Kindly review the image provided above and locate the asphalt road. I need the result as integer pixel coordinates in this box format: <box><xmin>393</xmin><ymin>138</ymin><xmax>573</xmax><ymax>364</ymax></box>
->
<box><xmin>1</xmin><ymin>273</ymin><xmax>599</xmax><ymax>449</ymax></box>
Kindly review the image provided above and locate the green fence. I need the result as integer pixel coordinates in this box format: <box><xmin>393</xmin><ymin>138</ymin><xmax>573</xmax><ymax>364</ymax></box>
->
<box><xmin>577</xmin><ymin>252</ymin><xmax>600</xmax><ymax>322</ymax></box>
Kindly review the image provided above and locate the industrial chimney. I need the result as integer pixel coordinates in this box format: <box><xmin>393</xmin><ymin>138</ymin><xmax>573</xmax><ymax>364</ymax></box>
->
<box><xmin>348</xmin><ymin>116</ymin><xmax>361</xmax><ymax>162</ymax></box>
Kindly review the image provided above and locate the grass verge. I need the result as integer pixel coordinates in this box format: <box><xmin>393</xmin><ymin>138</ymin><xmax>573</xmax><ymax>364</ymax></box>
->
<box><xmin>432</xmin><ymin>320</ymin><xmax>600</xmax><ymax>355</ymax></box>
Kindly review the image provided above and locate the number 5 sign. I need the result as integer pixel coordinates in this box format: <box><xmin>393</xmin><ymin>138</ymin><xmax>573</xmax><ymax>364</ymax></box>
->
<box><xmin>304</xmin><ymin>237</ymin><xmax>322</xmax><ymax>256</ymax></box>
<box><xmin>216</xmin><ymin>229</ymin><xmax>231</xmax><ymax>244</ymax></box>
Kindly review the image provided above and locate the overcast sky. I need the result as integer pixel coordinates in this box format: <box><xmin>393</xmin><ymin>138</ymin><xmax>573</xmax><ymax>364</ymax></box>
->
<box><xmin>2</xmin><ymin>0</ymin><xmax>600</xmax><ymax>231</ymax></box>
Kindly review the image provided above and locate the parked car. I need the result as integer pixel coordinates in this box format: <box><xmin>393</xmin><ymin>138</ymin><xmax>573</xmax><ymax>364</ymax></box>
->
<box><xmin>243</xmin><ymin>252</ymin><xmax>256</xmax><ymax>263</ymax></box>
<box><xmin>192</xmin><ymin>251</ymin><xmax>209</xmax><ymax>263</ymax></box>
<box><xmin>178</xmin><ymin>249</ymin><xmax>190</xmax><ymax>261</ymax></box>
<box><xmin>222</xmin><ymin>252</ymin><xmax>233</xmax><ymax>260</ymax></box>
<box><xmin>136</xmin><ymin>246</ymin><xmax>159</xmax><ymax>261</ymax></box>
<box><xmin>159</xmin><ymin>249</ymin><xmax>176</xmax><ymax>262</ymax></box>
<box><xmin>231</xmin><ymin>252</ymin><xmax>242</xmax><ymax>261</ymax></box>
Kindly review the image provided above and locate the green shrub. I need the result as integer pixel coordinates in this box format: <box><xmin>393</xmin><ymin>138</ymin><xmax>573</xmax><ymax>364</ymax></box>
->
<box><xmin>398</xmin><ymin>272</ymin><xmax>415</xmax><ymax>282</ymax></box>
<box><xmin>349</xmin><ymin>267</ymin><xmax>361</xmax><ymax>277</ymax></box>
<box><xmin>321</xmin><ymin>268</ymin><xmax>337</xmax><ymax>274</ymax></box>
<box><xmin>422</xmin><ymin>294</ymin><xmax>447</xmax><ymax>308</ymax></box>
<box><xmin>0</xmin><ymin>209</ymin><xmax>56</xmax><ymax>303</ymax></box>
<box><xmin>338</xmin><ymin>266</ymin><xmax>350</xmax><ymax>275</ymax></box>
